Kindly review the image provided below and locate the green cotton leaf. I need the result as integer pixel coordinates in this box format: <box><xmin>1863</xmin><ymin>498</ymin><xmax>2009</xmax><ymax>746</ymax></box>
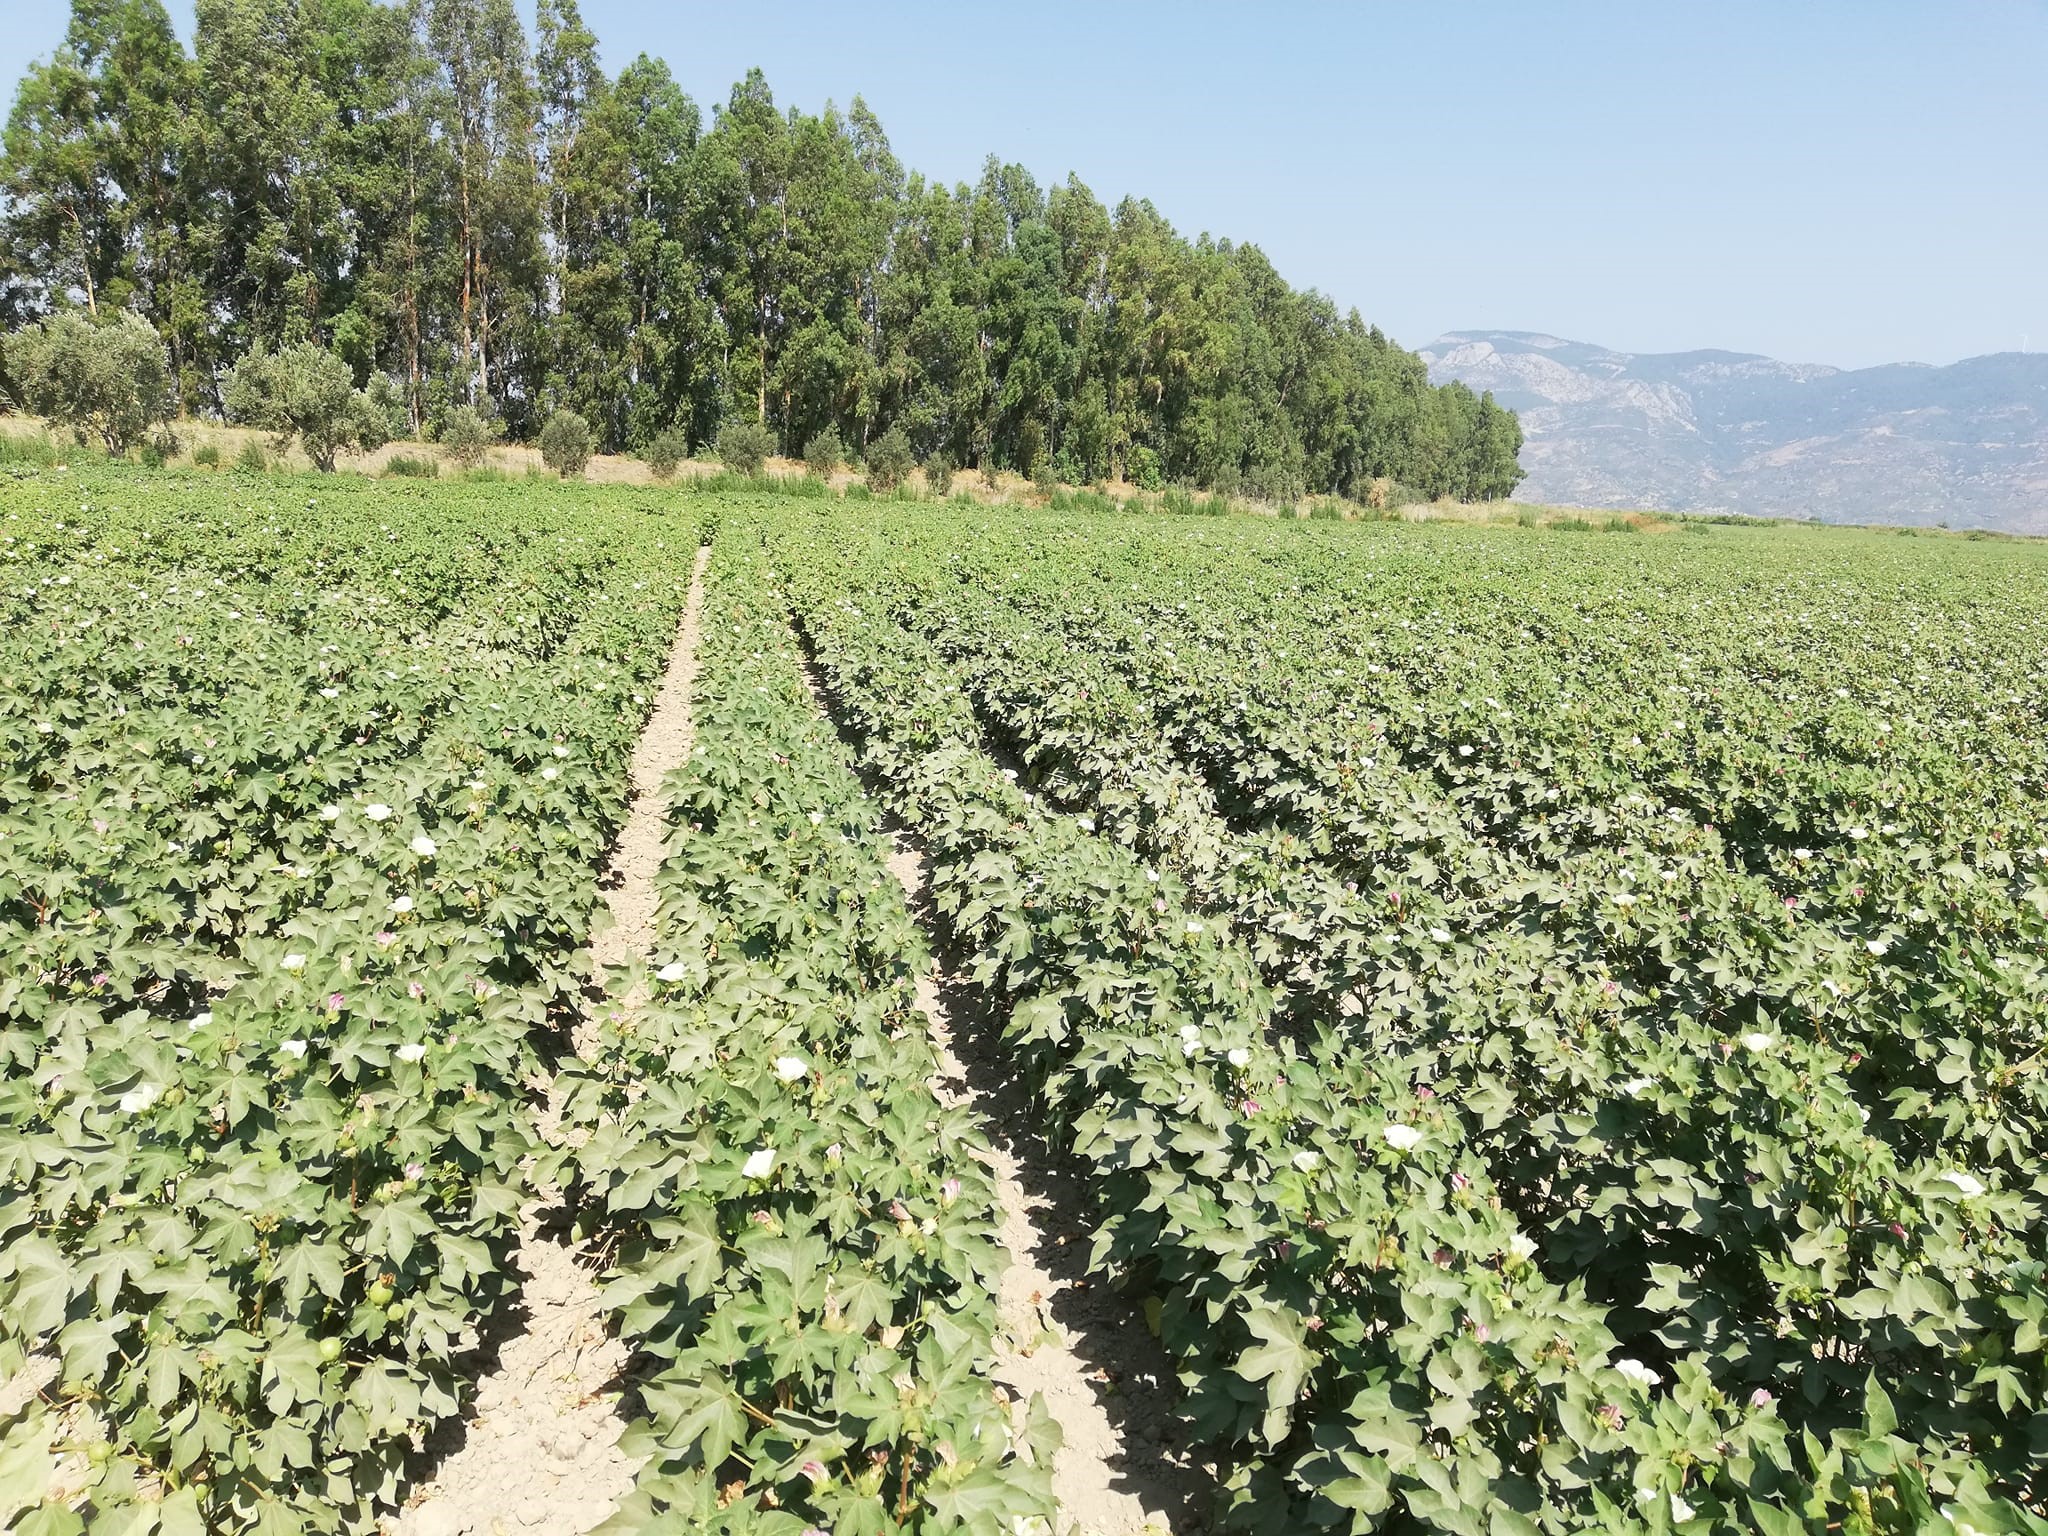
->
<box><xmin>156</xmin><ymin>1486</ymin><xmax>205</xmax><ymax>1536</ymax></box>
<box><xmin>351</xmin><ymin>1362</ymin><xmax>423</xmax><ymax>1434</ymax></box>
<box><xmin>261</xmin><ymin>1332</ymin><xmax>325</xmax><ymax>1416</ymax></box>
<box><xmin>271</xmin><ymin>1241</ymin><xmax>346</xmax><ymax>1315</ymax></box>
<box><xmin>249</xmin><ymin>1501</ymin><xmax>309</xmax><ymax>1536</ymax></box>
<box><xmin>1863</xmin><ymin>1373</ymin><xmax>1898</xmax><ymax>1438</ymax></box>
<box><xmin>0</xmin><ymin>1414</ymin><xmax>52</xmax><ymax>1520</ymax></box>
<box><xmin>362</xmin><ymin>1196</ymin><xmax>438</xmax><ymax>1269</ymax></box>
<box><xmin>925</xmin><ymin>1462</ymin><xmax>1050</xmax><ymax>1530</ymax></box>
<box><xmin>1235</xmin><ymin>1304</ymin><xmax>1315</xmax><ymax>1413</ymax></box>
<box><xmin>664</xmin><ymin>1213</ymin><xmax>722</xmax><ymax>1304</ymax></box>
<box><xmin>15</xmin><ymin>1505</ymin><xmax>86</xmax><ymax>1536</ymax></box>
<box><xmin>837</xmin><ymin>1271</ymin><xmax>894</xmax><ymax>1337</ymax></box>
<box><xmin>3</xmin><ymin>1237</ymin><xmax>75</xmax><ymax>1338</ymax></box>
<box><xmin>83</xmin><ymin>1501</ymin><xmax>159</xmax><ymax>1536</ymax></box>
<box><xmin>56</xmin><ymin>1314</ymin><xmax>127</xmax><ymax>1385</ymax></box>
<box><xmin>143</xmin><ymin>1341</ymin><xmax>189</xmax><ymax>1411</ymax></box>
<box><xmin>649</xmin><ymin>1377</ymin><xmax>745</xmax><ymax>1467</ymax></box>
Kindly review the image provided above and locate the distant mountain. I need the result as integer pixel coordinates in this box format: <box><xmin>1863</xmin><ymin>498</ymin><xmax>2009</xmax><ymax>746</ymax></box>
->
<box><xmin>1419</xmin><ymin>331</ymin><xmax>2048</xmax><ymax>532</ymax></box>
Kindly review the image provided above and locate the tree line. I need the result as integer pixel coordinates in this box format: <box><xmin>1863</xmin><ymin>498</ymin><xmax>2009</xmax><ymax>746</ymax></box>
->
<box><xmin>0</xmin><ymin>0</ymin><xmax>1525</xmax><ymax>500</ymax></box>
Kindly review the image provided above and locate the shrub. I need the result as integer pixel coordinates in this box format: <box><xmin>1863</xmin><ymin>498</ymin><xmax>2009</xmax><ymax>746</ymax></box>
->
<box><xmin>980</xmin><ymin>455</ymin><xmax>1001</xmax><ymax>493</ymax></box>
<box><xmin>439</xmin><ymin>405</ymin><xmax>499</xmax><ymax>469</ymax></box>
<box><xmin>193</xmin><ymin>442</ymin><xmax>221</xmax><ymax>469</ymax></box>
<box><xmin>226</xmin><ymin>342</ymin><xmax>400</xmax><ymax>471</ymax></box>
<box><xmin>235</xmin><ymin>439</ymin><xmax>269</xmax><ymax>473</ymax></box>
<box><xmin>137</xmin><ymin>427</ymin><xmax>180</xmax><ymax>468</ymax></box>
<box><xmin>538</xmin><ymin>409</ymin><xmax>594</xmax><ymax>478</ymax></box>
<box><xmin>6</xmin><ymin>310</ymin><xmax>172</xmax><ymax>455</ymax></box>
<box><xmin>802</xmin><ymin>427</ymin><xmax>843</xmax><ymax>479</ymax></box>
<box><xmin>922</xmin><ymin>452</ymin><xmax>954</xmax><ymax>498</ymax></box>
<box><xmin>716</xmin><ymin>416</ymin><xmax>772</xmax><ymax>475</ymax></box>
<box><xmin>644</xmin><ymin>428</ymin><xmax>688</xmax><ymax>480</ymax></box>
<box><xmin>864</xmin><ymin>425</ymin><xmax>915</xmax><ymax>492</ymax></box>
<box><xmin>384</xmin><ymin>453</ymin><xmax>436</xmax><ymax>479</ymax></box>
<box><xmin>1126</xmin><ymin>444</ymin><xmax>1163</xmax><ymax>492</ymax></box>
<box><xmin>1243</xmin><ymin>461</ymin><xmax>1302</xmax><ymax>506</ymax></box>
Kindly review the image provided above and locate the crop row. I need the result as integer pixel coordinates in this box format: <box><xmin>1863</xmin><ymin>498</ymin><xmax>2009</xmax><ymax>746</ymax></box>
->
<box><xmin>550</xmin><ymin>530</ymin><xmax>1056</xmax><ymax>1533</ymax></box>
<box><xmin>770</xmin><ymin>505</ymin><xmax>2045</xmax><ymax>1534</ymax></box>
<box><xmin>0</xmin><ymin>469</ymin><xmax>701</xmax><ymax>1533</ymax></box>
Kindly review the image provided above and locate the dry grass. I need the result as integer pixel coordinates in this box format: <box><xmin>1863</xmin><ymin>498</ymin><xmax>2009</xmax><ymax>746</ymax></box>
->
<box><xmin>1</xmin><ymin>413</ymin><xmax>1662</xmax><ymax>528</ymax></box>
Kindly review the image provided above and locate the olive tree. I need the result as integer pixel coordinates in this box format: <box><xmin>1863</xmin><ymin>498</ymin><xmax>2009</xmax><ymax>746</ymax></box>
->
<box><xmin>6</xmin><ymin>310</ymin><xmax>172</xmax><ymax>455</ymax></box>
<box><xmin>225</xmin><ymin>342</ymin><xmax>401</xmax><ymax>471</ymax></box>
<box><xmin>439</xmin><ymin>405</ymin><xmax>500</xmax><ymax>469</ymax></box>
<box><xmin>538</xmin><ymin>409</ymin><xmax>593</xmax><ymax>477</ymax></box>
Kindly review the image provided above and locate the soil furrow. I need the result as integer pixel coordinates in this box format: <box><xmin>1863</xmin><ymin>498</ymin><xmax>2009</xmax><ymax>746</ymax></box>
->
<box><xmin>386</xmin><ymin>542</ymin><xmax>712</xmax><ymax>1536</ymax></box>
<box><xmin>792</xmin><ymin>643</ymin><xmax>1207</xmax><ymax>1535</ymax></box>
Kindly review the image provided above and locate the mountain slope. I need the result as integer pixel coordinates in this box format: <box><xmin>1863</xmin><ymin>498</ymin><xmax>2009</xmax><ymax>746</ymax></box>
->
<box><xmin>1420</xmin><ymin>331</ymin><xmax>2048</xmax><ymax>531</ymax></box>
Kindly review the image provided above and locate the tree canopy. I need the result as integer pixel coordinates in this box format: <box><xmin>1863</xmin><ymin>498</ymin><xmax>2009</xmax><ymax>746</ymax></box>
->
<box><xmin>0</xmin><ymin>0</ymin><xmax>1523</xmax><ymax>500</ymax></box>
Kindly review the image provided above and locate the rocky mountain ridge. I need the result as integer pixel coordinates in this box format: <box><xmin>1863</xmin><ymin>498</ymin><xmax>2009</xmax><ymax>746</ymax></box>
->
<box><xmin>1420</xmin><ymin>331</ymin><xmax>2048</xmax><ymax>532</ymax></box>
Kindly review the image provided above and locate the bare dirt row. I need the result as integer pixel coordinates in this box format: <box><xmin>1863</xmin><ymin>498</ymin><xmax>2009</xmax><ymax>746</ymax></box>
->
<box><xmin>386</xmin><ymin>543</ymin><xmax>712</xmax><ymax>1536</ymax></box>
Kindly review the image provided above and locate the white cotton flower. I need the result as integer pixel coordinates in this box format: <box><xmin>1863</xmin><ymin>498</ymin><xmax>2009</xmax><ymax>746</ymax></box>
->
<box><xmin>1741</xmin><ymin>1032</ymin><xmax>1774</xmax><ymax>1052</ymax></box>
<box><xmin>742</xmin><ymin>1147</ymin><xmax>776</xmax><ymax>1180</ymax></box>
<box><xmin>364</xmin><ymin>803</ymin><xmax>393</xmax><ymax>822</ymax></box>
<box><xmin>552</xmin><ymin>746</ymin><xmax>568</xmax><ymax>758</ymax></box>
<box><xmin>278</xmin><ymin>1040</ymin><xmax>307</xmax><ymax>1059</ymax></box>
<box><xmin>319</xmin><ymin>805</ymin><xmax>341</xmax><ymax>822</ymax></box>
<box><xmin>1429</xmin><ymin>926</ymin><xmax>1451</xmax><ymax>942</ymax></box>
<box><xmin>1611</xmin><ymin>892</ymin><xmax>1636</xmax><ymax>908</ymax></box>
<box><xmin>774</xmin><ymin>1056</ymin><xmax>808</xmax><ymax>1083</ymax></box>
<box><xmin>1669</xmin><ymin>1493</ymin><xmax>1695</xmax><ymax>1523</ymax></box>
<box><xmin>541</xmin><ymin>766</ymin><xmax>559</xmax><ymax>781</ymax></box>
<box><xmin>1507</xmin><ymin>1232</ymin><xmax>1538</xmax><ymax>1261</ymax></box>
<box><xmin>1936</xmin><ymin>1171</ymin><xmax>1986</xmax><ymax>1198</ymax></box>
<box><xmin>280</xmin><ymin>953</ymin><xmax>307</xmax><ymax>973</ymax></box>
<box><xmin>1621</xmin><ymin>1076</ymin><xmax>1654</xmax><ymax>1097</ymax></box>
<box><xmin>1865</xmin><ymin>938</ymin><xmax>1888</xmax><ymax>956</ymax></box>
<box><xmin>189</xmin><ymin>1011</ymin><xmax>212</xmax><ymax>1030</ymax></box>
<box><xmin>388</xmin><ymin>895</ymin><xmax>414</xmax><ymax>914</ymax></box>
<box><xmin>118</xmin><ymin>1084</ymin><xmax>160</xmax><ymax>1115</ymax></box>
<box><xmin>1076</xmin><ymin>817</ymin><xmax>1095</xmax><ymax>832</ymax></box>
<box><xmin>807</xmin><ymin>810</ymin><xmax>823</xmax><ymax>825</ymax></box>
<box><xmin>1226</xmin><ymin>1047</ymin><xmax>1251</xmax><ymax>1068</ymax></box>
<box><xmin>656</xmin><ymin>961</ymin><xmax>688</xmax><ymax>982</ymax></box>
<box><xmin>1613</xmin><ymin>1358</ymin><xmax>1661</xmax><ymax>1386</ymax></box>
<box><xmin>1793</xmin><ymin>848</ymin><xmax>1814</xmax><ymax>861</ymax></box>
<box><xmin>35</xmin><ymin>721</ymin><xmax>53</xmax><ymax>734</ymax></box>
<box><xmin>396</xmin><ymin>1043</ymin><xmax>427</xmax><ymax>1063</ymax></box>
<box><xmin>1382</xmin><ymin>1124</ymin><xmax>1424</xmax><ymax>1152</ymax></box>
<box><xmin>319</xmin><ymin>687</ymin><xmax>339</xmax><ymax>699</ymax></box>
<box><xmin>1178</xmin><ymin>1025</ymin><xmax>1201</xmax><ymax>1043</ymax></box>
<box><xmin>409</xmin><ymin>834</ymin><xmax>437</xmax><ymax>858</ymax></box>
<box><xmin>1185</xmin><ymin>920</ymin><xmax>1203</xmax><ymax>934</ymax></box>
<box><xmin>1291</xmin><ymin>1150</ymin><xmax>1321</xmax><ymax>1172</ymax></box>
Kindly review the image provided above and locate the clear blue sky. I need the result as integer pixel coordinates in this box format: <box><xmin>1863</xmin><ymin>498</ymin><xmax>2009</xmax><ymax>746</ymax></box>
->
<box><xmin>6</xmin><ymin>1</ymin><xmax>2044</xmax><ymax>368</ymax></box>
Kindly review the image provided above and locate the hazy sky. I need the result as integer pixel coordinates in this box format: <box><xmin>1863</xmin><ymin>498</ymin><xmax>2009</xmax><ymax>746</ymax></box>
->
<box><xmin>6</xmin><ymin>1</ymin><xmax>2044</xmax><ymax>368</ymax></box>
